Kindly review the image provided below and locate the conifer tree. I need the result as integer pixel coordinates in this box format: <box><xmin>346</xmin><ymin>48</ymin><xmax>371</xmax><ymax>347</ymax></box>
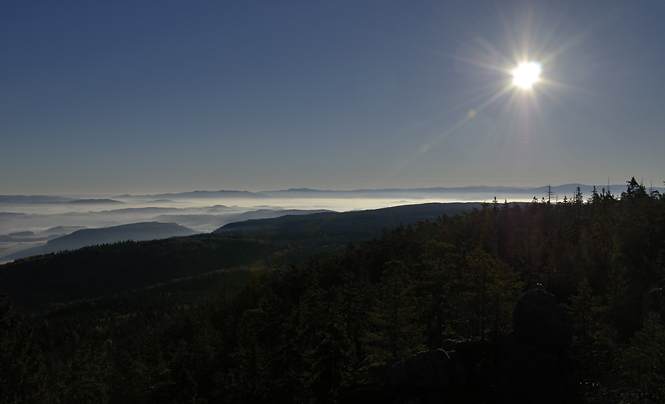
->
<box><xmin>566</xmin><ymin>277</ymin><xmax>606</xmax><ymax>343</ymax></box>
<box><xmin>0</xmin><ymin>294</ymin><xmax>45</xmax><ymax>404</ymax></box>
<box><xmin>465</xmin><ymin>248</ymin><xmax>521</xmax><ymax>342</ymax></box>
<box><xmin>604</xmin><ymin>264</ymin><xmax>631</xmax><ymax>341</ymax></box>
<box><xmin>56</xmin><ymin>332</ymin><xmax>110</xmax><ymax>404</ymax></box>
<box><xmin>619</xmin><ymin>312</ymin><xmax>665</xmax><ymax>401</ymax></box>
<box><xmin>310</xmin><ymin>300</ymin><xmax>353</xmax><ymax>404</ymax></box>
<box><xmin>417</xmin><ymin>241</ymin><xmax>458</xmax><ymax>346</ymax></box>
<box><xmin>371</xmin><ymin>260</ymin><xmax>423</xmax><ymax>358</ymax></box>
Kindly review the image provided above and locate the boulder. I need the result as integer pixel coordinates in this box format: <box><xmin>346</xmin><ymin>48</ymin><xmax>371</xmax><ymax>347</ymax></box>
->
<box><xmin>512</xmin><ymin>289</ymin><xmax>573</xmax><ymax>354</ymax></box>
<box><xmin>335</xmin><ymin>362</ymin><xmax>395</xmax><ymax>404</ymax></box>
<box><xmin>387</xmin><ymin>348</ymin><xmax>466</xmax><ymax>395</ymax></box>
<box><xmin>644</xmin><ymin>285</ymin><xmax>665</xmax><ymax>321</ymax></box>
<box><xmin>497</xmin><ymin>289</ymin><xmax>582</xmax><ymax>404</ymax></box>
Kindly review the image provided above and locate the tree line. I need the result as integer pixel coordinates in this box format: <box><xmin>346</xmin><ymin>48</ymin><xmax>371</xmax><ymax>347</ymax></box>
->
<box><xmin>2</xmin><ymin>177</ymin><xmax>665</xmax><ymax>403</ymax></box>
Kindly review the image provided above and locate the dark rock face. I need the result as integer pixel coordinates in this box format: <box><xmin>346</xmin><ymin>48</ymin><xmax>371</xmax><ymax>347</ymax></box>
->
<box><xmin>497</xmin><ymin>289</ymin><xmax>582</xmax><ymax>404</ymax></box>
<box><xmin>342</xmin><ymin>290</ymin><xmax>583</xmax><ymax>403</ymax></box>
<box><xmin>385</xmin><ymin>348</ymin><xmax>469</xmax><ymax>404</ymax></box>
<box><xmin>644</xmin><ymin>285</ymin><xmax>665</xmax><ymax>320</ymax></box>
<box><xmin>388</xmin><ymin>348</ymin><xmax>466</xmax><ymax>392</ymax></box>
<box><xmin>336</xmin><ymin>362</ymin><xmax>396</xmax><ymax>404</ymax></box>
<box><xmin>512</xmin><ymin>289</ymin><xmax>574</xmax><ymax>354</ymax></box>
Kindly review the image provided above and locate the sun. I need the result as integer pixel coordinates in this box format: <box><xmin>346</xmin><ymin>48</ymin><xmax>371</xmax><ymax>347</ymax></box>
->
<box><xmin>512</xmin><ymin>62</ymin><xmax>542</xmax><ymax>89</ymax></box>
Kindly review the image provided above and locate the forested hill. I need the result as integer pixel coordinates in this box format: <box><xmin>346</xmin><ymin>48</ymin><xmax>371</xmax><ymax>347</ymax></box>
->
<box><xmin>0</xmin><ymin>221</ymin><xmax>199</xmax><ymax>262</ymax></box>
<box><xmin>0</xmin><ymin>237</ymin><xmax>276</xmax><ymax>310</ymax></box>
<box><xmin>2</xmin><ymin>180</ymin><xmax>665</xmax><ymax>403</ymax></box>
<box><xmin>46</xmin><ymin>221</ymin><xmax>198</xmax><ymax>251</ymax></box>
<box><xmin>0</xmin><ymin>203</ymin><xmax>479</xmax><ymax>311</ymax></box>
<box><xmin>215</xmin><ymin>202</ymin><xmax>484</xmax><ymax>235</ymax></box>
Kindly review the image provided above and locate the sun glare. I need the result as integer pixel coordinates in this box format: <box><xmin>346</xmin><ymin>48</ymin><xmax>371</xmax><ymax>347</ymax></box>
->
<box><xmin>512</xmin><ymin>62</ymin><xmax>542</xmax><ymax>89</ymax></box>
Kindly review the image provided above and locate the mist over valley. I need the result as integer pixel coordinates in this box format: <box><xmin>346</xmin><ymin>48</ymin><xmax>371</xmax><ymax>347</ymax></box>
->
<box><xmin>2</xmin><ymin>184</ymin><xmax>652</xmax><ymax>264</ymax></box>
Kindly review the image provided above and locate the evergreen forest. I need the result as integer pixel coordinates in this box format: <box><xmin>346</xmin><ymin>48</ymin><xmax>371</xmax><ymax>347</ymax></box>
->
<box><xmin>2</xmin><ymin>178</ymin><xmax>665</xmax><ymax>403</ymax></box>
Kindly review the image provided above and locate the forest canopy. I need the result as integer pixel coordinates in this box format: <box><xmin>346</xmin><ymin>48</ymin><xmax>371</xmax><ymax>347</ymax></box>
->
<box><xmin>1</xmin><ymin>178</ymin><xmax>664</xmax><ymax>403</ymax></box>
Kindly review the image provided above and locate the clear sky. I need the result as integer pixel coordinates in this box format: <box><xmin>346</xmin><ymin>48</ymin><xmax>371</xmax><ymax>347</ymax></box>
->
<box><xmin>2</xmin><ymin>0</ymin><xmax>664</xmax><ymax>195</ymax></box>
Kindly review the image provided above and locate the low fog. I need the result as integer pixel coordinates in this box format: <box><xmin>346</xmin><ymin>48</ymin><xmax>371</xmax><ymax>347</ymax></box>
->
<box><xmin>1</xmin><ymin>185</ymin><xmax>644</xmax><ymax>263</ymax></box>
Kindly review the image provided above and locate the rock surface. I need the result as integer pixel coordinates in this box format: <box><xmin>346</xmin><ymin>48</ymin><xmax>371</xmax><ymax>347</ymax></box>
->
<box><xmin>340</xmin><ymin>290</ymin><xmax>584</xmax><ymax>403</ymax></box>
<box><xmin>385</xmin><ymin>348</ymin><xmax>470</xmax><ymax>404</ymax></box>
<box><xmin>644</xmin><ymin>285</ymin><xmax>665</xmax><ymax>320</ymax></box>
<box><xmin>497</xmin><ymin>289</ymin><xmax>582</xmax><ymax>404</ymax></box>
<box><xmin>388</xmin><ymin>348</ymin><xmax>465</xmax><ymax>391</ymax></box>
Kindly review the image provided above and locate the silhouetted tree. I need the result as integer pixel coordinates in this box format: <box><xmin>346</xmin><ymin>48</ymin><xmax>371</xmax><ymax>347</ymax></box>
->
<box><xmin>619</xmin><ymin>312</ymin><xmax>665</xmax><ymax>401</ymax></box>
<box><xmin>0</xmin><ymin>294</ymin><xmax>45</xmax><ymax>404</ymax></box>
<box><xmin>370</xmin><ymin>260</ymin><xmax>423</xmax><ymax>358</ymax></box>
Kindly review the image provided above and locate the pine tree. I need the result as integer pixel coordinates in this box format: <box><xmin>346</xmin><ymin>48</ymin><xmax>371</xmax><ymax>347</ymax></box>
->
<box><xmin>566</xmin><ymin>277</ymin><xmax>606</xmax><ymax>343</ymax></box>
<box><xmin>309</xmin><ymin>300</ymin><xmax>353</xmax><ymax>404</ymax></box>
<box><xmin>57</xmin><ymin>332</ymin><xmax>110</xmax><ymax>404</ymax></box>
<box><xmin>417</xmin><ymin>241</ymin><xmax>458</xmax><ymax>346</ymax></box>
<box><xmin>0</xmin><ymin>294</ymin><xmax>45</xmax><ymax>404</ymax></box>
<box><xmin>370</xmin><ymin>260</ymin><xmax>423</xmax><ymax>358</ymax></box>
<box><xmin>604</xmin><ymin>264</ymin><xmax>631</xmax><ymax>341</ymax></box>
<box><xmin>619</xmin><ymin>312</ymin><xmax>665</xmax><ymax>401</ymax></box>
<box><xmin>465</xmin><ymin>248</ymin><xmax>522</xmax><ymax>342</ymax></box>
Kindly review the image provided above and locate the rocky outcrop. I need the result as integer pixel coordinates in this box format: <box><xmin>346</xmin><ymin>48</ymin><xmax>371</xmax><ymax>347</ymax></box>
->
<box><xmin>497</xmin><ymin>289</ymin><xmax>582</xmax><ymax>404</ymax></box>
<box><xmin>340</xmin><ymin>290</ymin><xmax>583</xmax><ymax>403</ymax></box>
<box><xmin>644</xmin><ymin>284</ymin><xmax>665</xmax><ymax>320</ymax></box>
<box><xmin>341</xmin><ymin>340</ymin><xmax>494</xmax><ymax>404</ymax></box>
<box><xmin>336</xmin><ymin>362</ymin><xmax>395</xmax><ymax>404</ymax></box>
<box><xmin>388</xmin><ymin>348</ymin><xmax>466</xmax><ymax>392</ymax></box>
<box><xmin>384</xmin><ymin>347</ymin><xmax>471</xmax><ymax>403</ymax></box>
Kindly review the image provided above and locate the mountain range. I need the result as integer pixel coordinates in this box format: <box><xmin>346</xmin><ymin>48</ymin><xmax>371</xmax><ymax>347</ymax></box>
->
<box><xmin>1</xmin><ymin>222</ymin><xmax>198</xmax><ymax>262</ymax></box>
<box><xmin>4</xmin><ymin>183</ymin><xmax>662</xmax><ymax>205</ymax></box>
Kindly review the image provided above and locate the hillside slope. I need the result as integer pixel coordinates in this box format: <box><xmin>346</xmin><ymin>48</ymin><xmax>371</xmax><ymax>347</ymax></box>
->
<box><xmin>1</xmin><ymin>222</ymin><xmax>198</xmax><ymax>262</ymax></box>
<box><xmin>215</xmin><ymin>202</ymin><xmax>482</xmax><ymax>235</ymax></box>
<box><xmin>0</xmin><ymin>203</ymin><xmax>480</xmax><ymax>310</ymax></box>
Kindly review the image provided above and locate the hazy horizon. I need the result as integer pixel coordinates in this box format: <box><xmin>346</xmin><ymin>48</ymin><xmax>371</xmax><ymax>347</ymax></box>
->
<box><xmin>2</xmin><ymin>181</ymin><xmax>656</xmax><ymax>198</ymax></box>
<box><xmin>3</xmin><ymin>180</ymin><xmax>659</xmax><ymax>265</ymax></box>
<box><xmin>0</xmin><ymin>179</ymin><xmax>662</xmax><ymax>270</ymax></box>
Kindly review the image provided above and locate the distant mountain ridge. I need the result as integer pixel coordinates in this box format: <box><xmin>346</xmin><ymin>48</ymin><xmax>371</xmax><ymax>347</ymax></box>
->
<box><xmin>0</xmin><ymin>195</ymin><xmax>123</xmax><ymax>204</ymax></box>
<box><xmin>1</xmin><ymin>222</ymin><xmax>198</xmax><ymax>262</ymax></box>
<box><xmin>64</xmin><ymin>199</ymin><xmax>124</xmax><ymax>204</ymax></box>
<box><xmin>213</xmin><ymin>202</ymin><xmax>484</xmax><ymax>235</ymax></box>
<box><xmin>111</xmin><ymin>183</ymin><xmax>661</xmax><ymax>201</ymax></box>
<box><xmin>5</xmin><ymin>183</ymin><xmax>659</xmax><ymax>203</ymax></box>
<box><xmin>47</xmin><ymin>222</ymin><xmax>198</xmax><ymax>250</ymax></box>
<box><xmin>114</xmin><ymin>190</ymin><xmax>266</xmax><ymax>199</ymax></box>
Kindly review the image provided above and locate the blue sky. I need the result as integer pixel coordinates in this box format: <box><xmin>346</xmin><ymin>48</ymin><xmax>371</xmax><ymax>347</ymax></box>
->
<box><xmin>2</xmin><ymin>0</ymin><xmax>664</xmax><ymax>195</ymax></box>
